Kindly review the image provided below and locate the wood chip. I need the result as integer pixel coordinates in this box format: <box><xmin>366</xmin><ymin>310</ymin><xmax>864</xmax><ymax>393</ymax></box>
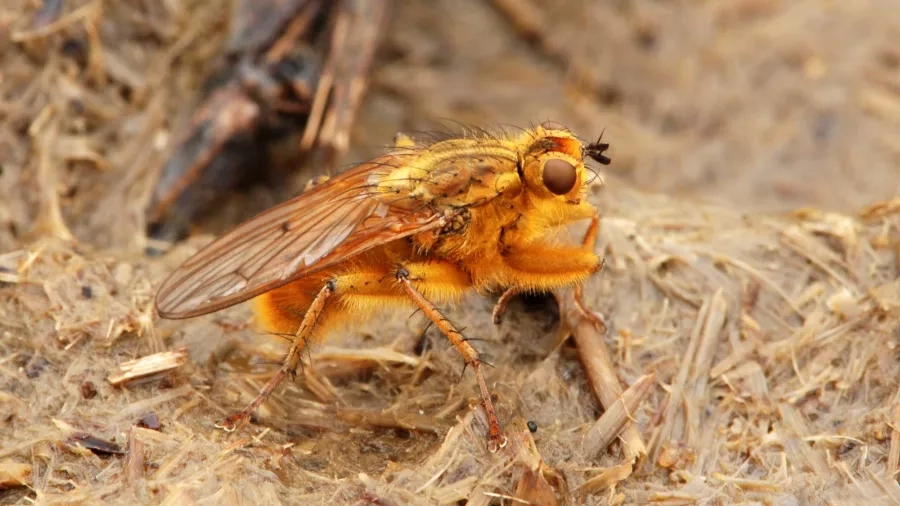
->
<box><xmin>125</xmin><ymin>426</ymin><xmax>145</xmax><ymax>485</ymax></box>
<box><xmin>107</xmin><ymin>348</ymin><xmax>187</xmax><ymax>386</ymax></box>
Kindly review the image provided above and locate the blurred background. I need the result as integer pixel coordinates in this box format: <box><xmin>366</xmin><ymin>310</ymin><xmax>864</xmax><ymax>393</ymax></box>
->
<box><xmin>2</xmin><ymin>0</ymin><xmax>899</xmax><ymax>252</ymax></box>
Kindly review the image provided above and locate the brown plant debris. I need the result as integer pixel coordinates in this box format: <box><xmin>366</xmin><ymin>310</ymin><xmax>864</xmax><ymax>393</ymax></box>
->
<box><xmin>107</xmin><ymin>348</ymin><xmax>188</xmax><ymax>386</ymax></box>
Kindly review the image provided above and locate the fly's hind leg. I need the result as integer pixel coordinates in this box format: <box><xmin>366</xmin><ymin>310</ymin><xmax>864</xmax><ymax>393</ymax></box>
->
<box><xmin>218</xmin><ymin>263</ymin><xmax>470</xmax><ymax>432</ymax></box>
<box><xmin>395</xmin><ymin>263</ymin><xmax>508</xmax><ymax>452</ymax></box>
<box><xmin>216</xmin><ymin>281</ymin><xmax>335</xmax><ymax>431</ymax></box>
<box><xmin>218</xmin><ymin>258</ymin><xmax>508</xmax><ymax>450</ymax></box>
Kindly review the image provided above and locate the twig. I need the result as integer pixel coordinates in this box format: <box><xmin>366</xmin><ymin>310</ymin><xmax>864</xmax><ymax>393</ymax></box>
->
<box><xmin>317</xmin><ymin>0</ymin><xmax>390</xmax><ymax>167</ymax></box>
<box><xmin>124</xmin><ymin>426</ymin><xmax>145</xmax><ymax>485</ymax></box>
<box><xmin>582</xmin><ymin>373</ymin><xmax>655</xmax><ymax>457</ymax></box>
<box><xmin>572</xmin><ymin>315</ymin><xmax>647</xmax><ymax>464</ymax></box>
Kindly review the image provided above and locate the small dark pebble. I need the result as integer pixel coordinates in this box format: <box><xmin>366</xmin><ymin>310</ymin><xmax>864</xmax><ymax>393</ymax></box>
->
<box><xmin>80</xmin><ymin>381</ymin><xmax>97</xmax><ymax>399</ymax></box>
<box><xmin>138</xmin><ymin>412</ymin><xmax>161</xmax><ymax>430</ymax></box>
<box><xmin>80</xmin><ymin>285</ymin><xmax>93</xmax><ymax>299</ymax></box>
<box><xmin>25</xmin><ymin>357</ymin><xmax>50</xmax><ymax>379</ymax></box>
<box><xmin>61</xmin><ymin>38</ymin><xmax>88</xmax><ymax>67</ymax></box>
<box><xmin>527</xmin><ymin>420</ymin><xmax>538</xmax><ymax>433</ymax></box>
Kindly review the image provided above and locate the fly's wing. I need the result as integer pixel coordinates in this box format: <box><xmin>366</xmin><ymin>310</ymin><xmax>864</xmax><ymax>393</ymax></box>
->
<box><xmin>154</xmin><ymin>153</ymin><xmax>444</xmax><ymax>319</ymax></box>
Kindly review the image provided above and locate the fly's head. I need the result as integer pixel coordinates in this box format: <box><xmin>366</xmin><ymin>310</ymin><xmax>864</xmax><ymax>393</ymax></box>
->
<box><xmin>516</xmin><ymin>122</ymin><xmax>610</xmax><ymax>208</ymax></box>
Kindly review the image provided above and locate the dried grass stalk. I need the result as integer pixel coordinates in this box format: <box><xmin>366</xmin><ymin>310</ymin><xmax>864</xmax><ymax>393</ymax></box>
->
<box><xmin>582</xmin><ymin>373</ymin><xmax>655</xmax><ymax>457</ymax></box>
<box><xmin>572</xmin><ymin>316</ymin><xmax>648</xmax><ymax>464</ymax></box>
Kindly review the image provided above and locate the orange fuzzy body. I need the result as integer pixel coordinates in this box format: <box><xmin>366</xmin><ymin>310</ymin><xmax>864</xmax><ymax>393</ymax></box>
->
<box><xmin>252</xmin><ymin>124</ymin><xmax>602</xmax><ymax>344</ymax></box>
<box><xmin>154</xmin><ymin>122</ymin><xmax>611</xmax><ymax>440</ymax></box>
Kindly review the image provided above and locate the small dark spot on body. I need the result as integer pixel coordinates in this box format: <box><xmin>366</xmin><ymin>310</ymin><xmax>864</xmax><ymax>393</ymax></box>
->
<box><xmin>475</xmin><ymin>163</ymin><xmax>494</xmax><ymax>174</ymax></box>
<box><xmin>281</xmin><ymin>222</ymin><xmax>290</xmax><ymax>232</ymax></box>
<box><xmin>81</xmin><ymin>285</ymin><xmax>93</xmax><ymax>299</ymax></box>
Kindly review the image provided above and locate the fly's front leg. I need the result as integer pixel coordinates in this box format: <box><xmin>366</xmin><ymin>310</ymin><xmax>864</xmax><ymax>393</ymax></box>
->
<box><xmin>574</xmin><ymin>213</ymin><xmax>607</xmax><ymax>332</ymax></box>
<box><xmin>394</xmin><ymin>262</ymin><xmax>508</xmax><ymax>452</ymax></box>
<box><xmin>497</xmin><ymin>213</ymin><xmax>606</xmax><ymax>331</ymax></box>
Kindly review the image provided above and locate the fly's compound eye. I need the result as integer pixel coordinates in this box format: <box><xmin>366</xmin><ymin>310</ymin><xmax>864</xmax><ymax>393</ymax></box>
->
<box><xmin>542</xmin><ymin>159</ymin><xmax>577</xmax><ymax>195</ymax></box>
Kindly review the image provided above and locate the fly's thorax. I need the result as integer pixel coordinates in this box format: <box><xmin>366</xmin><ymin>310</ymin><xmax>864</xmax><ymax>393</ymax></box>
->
<box><xmin>374</xmin><ymin>138</ymin><xmax>523</xmax><ymax>210</ymax></box>
<box><xmin>367</xmin><ymin>149</ymin><xmax>428</xmax><ymax>210</ymax></box>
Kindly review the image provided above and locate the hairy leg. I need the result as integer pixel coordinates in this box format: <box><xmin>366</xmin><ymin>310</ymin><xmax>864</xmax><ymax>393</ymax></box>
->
<box><xmin>217</xmin><ymin>280</ymin><xmax>336</xmax><ymax>431</ymax></box>
<box><xmin>219</xmin><ymin>258</ymin><xmax>503</xmax><ymax>448</ymax></box>
<box><xmin>491</xmin><ymin>286</ymin><xmax>524</xmax><ymax>325</ymax></box>
<box><xmin>492</xmin><ymin>214</ymin><xmax>606</xmax><ymax>330</ymax></box>
<box><xmin>395</xmin><ymin>261</ymin><xmax>508</xmax><ymax>451</ymax></box>
<box><xmin>573</xmin><ymin>214</ymin><xmax>607</xmax><ymax>331</ymax></box>
<box><xmin>220</xmin><ymin>265</ymin><xmax>415</xmax><ymax>431</ymax></box>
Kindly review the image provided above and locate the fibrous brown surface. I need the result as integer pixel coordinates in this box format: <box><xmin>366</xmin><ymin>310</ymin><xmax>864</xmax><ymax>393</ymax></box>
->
<box><xmin>2</xmin><ymin>1</ymin><xmax>900</xmax><ymax>505</ymax></box>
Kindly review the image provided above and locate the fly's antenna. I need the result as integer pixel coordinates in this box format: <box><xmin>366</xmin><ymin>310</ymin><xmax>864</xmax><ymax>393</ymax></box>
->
<box><xmin>584</xmin><ymin>128</ymin><xmax>611</xmax><ymax>166</ymax></box>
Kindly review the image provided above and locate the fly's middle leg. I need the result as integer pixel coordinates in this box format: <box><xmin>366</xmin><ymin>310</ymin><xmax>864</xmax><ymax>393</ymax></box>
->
<box><xmin>394</xmin><ymin>261</ymin><xmax>508</xmax><ymax>452</ymax></box>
